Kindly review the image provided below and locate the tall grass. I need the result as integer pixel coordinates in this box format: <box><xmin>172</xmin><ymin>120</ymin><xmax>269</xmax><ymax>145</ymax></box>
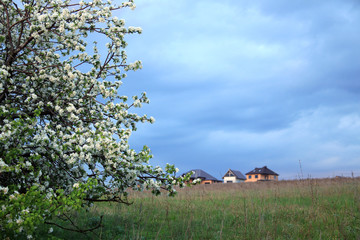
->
<box><xmin>37</xmin><ymin>178</ymin><xmax>360</xmax><ymax>239</ymax></box>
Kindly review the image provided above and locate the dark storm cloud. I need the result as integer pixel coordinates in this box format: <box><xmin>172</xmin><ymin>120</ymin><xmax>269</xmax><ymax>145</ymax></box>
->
<box><xmin>120</xmin><ymin>0</ymin><xmax>360</xmax><ymax>179</ymax></box>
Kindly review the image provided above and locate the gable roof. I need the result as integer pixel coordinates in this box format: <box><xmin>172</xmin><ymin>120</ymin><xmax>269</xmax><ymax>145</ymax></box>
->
<box><xmin>183</xmin><ymin>169</ymin><xmax>220</xmax><ymax>181</ymax></box>
<box><xmin>222</xmin><ymin>169</ymin><xmax>246</xmax><ymax>180</ymax></box>
<box><xmin>245</xmin><ymin>166</ymin><xmax>279</xmax><ymax>176</ymax></box>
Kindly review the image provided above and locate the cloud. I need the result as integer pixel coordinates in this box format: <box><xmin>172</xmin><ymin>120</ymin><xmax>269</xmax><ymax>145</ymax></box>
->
<box><xmin>120</xmin><ymin>0</ymin><xmax>360</xmax><ymax>179</ymax></box>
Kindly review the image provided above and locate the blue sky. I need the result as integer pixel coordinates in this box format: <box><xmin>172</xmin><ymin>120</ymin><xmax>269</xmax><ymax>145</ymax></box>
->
<box><xmin>115</xmin><ymin>0</ymin><xmax>360</xmax><ymax>179</ymax></box>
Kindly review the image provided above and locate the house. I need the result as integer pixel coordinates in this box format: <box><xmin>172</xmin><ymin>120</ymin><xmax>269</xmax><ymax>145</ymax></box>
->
<box><xmin>183</xmin><ymin>169</ymin><xmax>222</xmax><ymax>184</ymax></box>
<box><xmin>222</xmin><ymin>169</ymin><xmax>246</xmax><ymax>183</ymax></box>
<box><xmin>245</xmin><ymin>166</ymin><xmax>279</xmax><ymax>182</ymax></box>
<box><xmin>335</xmin><ymin>176</ymin><xmax>345</xmax><ymax>179</ymax></box>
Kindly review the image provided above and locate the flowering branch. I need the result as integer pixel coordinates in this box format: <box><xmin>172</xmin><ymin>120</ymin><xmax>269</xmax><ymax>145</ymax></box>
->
<box><xmin>0</xmin><ymin>0</ymin><xmax>193</xmax><ymax>238</ymax></box>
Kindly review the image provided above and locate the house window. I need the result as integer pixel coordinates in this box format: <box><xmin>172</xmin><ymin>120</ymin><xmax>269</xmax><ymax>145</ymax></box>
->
<box><xmin>227</xmin><ymin>181</ymin><xmax>233</xmax><ymax>183</ymax></box>
<box><xmin>205</xmin><ymin>182</ymin><xmax>210</xmax><ymax>184</ymax></box>
<box><xmin>255</xmin><ymin>175</ymin><xmax>258</xmax><ymax>179</ymax></box>
<box><xmin>274</xmin><ymin>176</ymin><xmax>276</xmax><ymax>179</ymax></box>
<box><xmin>248</xmin><ymin>175</ymin><xmax>252</xmax><ymax>179</ymax></box>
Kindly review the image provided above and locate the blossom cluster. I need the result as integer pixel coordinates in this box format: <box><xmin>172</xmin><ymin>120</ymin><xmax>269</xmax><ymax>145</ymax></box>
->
<box><xmin>0</xmin><ymin>0</ymin><xmax>193</xmax><ymax>238</ymax></box>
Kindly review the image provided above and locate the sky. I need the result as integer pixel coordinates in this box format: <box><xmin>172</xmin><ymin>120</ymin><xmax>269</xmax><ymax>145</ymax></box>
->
<box><xmin>114</xmin><ymin>0</ymin><xmax>360</xmax><ymax>180</ymax></box>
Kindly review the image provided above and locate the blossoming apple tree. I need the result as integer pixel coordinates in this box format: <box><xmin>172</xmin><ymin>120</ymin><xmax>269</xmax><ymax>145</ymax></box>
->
<box><xmin>0</xmin><ymin>0</ymin><xmax>192</xmax><ymax>237</ymax></box>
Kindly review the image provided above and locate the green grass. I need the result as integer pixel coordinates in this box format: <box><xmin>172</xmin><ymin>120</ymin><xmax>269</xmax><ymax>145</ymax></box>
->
<box><xmin>36</xmin><ymin>178</ymin><xmax>360</xmax><ymax>239</ymax></box>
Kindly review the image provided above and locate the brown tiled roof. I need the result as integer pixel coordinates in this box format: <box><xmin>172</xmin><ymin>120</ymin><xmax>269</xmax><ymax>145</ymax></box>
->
<box><xmin>245</xmin><ymin>166</ymin><xmax>279</xmax><ymax>176</ymax></box>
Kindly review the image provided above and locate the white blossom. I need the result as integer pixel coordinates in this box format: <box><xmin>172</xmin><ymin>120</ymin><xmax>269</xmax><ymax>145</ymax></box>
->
<box><xmin>0</xmin><ymin>187</ymin><xmax>8</xmax><ymax>194</ymax></box>
<box><xmin>0</xmin><ymin>0</ymin><xmax>191</xmax><ymax>237</ymax></box>
<box><xmin>16</xmin><ymin>218</ymin><xmax>24</xmax><ymax>224</ymax></box>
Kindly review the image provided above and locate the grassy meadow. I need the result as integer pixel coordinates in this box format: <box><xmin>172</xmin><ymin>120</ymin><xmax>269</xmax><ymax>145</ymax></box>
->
<box><xmin>37</xmin><ymin>178</ymin><xmax>360</xmax><ymax>239</ymax></box>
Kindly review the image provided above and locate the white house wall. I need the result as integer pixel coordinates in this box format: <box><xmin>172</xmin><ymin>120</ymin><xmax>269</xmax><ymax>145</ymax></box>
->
<box><xmin>223</xmin><ymin>176</ymin><xmax>244</xmax><ymax>183</ymax></box>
